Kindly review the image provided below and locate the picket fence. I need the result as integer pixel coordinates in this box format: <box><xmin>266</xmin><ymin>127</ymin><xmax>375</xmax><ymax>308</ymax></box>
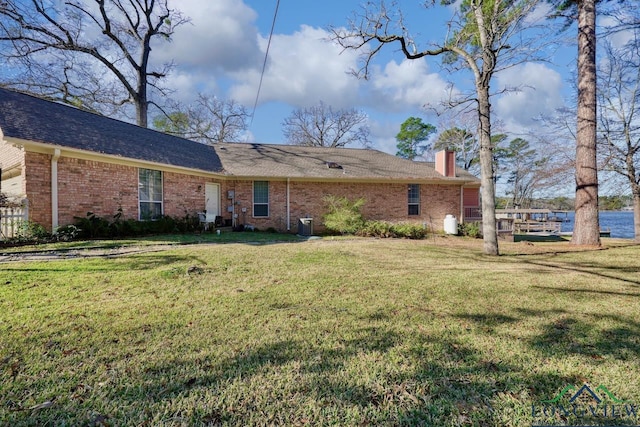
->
<box><xmin>0</xmin><ymin>199</ymin><xmax>29</xmax><ymax>240</ymax></box>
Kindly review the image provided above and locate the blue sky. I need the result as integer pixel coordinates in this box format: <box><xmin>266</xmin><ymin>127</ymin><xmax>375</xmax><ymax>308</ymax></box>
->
<box><xmin>156</xmin><ymin>0</ymin><xmax>578</xmax><ymax>155</ymax></box>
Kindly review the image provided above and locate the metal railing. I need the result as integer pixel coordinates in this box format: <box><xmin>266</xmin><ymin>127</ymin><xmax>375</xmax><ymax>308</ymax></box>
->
<box><xmin>464</xmin><ymin>207</ymin><xmax>482</xmax><ymax>221</ymax></box>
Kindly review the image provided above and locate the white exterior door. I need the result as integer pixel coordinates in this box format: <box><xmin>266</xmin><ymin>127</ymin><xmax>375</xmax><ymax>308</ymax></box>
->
<box><xmin>205</xmin><ymin>183</ymin><xmax>220</xmax><ymax>217</ymax></box>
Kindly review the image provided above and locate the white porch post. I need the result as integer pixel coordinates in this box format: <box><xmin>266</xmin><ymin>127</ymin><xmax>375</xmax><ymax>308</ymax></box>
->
<box><xmin>286</xmin><ymin>178</ymin><xmax>291</xmax><ymax>231</ymax></box>
<box><xmin>460</xmin><ymin>186</ymin><xmax>464</xmax><ymax>224</ymax></box>
<box><xmin>51</xmin><ymin>148</ymin><xmax>61</xmax><ymax>230</ymax></box>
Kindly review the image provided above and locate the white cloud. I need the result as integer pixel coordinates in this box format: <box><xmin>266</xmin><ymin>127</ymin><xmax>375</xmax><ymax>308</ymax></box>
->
<box><xmin>368</xmin><ymin>59</ymin><xmax>456</xmax><ymax>112</ymax></box>
<box><xmin>154</xmin><ymin>0</ymin><xmax>263</xmax><ymax>73</ymax></box>
<box><xmin>599</xmin><ymin>15</ymin><xmax>635</xmax><ymax>49</ymax></box>
<box><xmin>523</xmin><ymin>2</ymin><xmax>554</xmax><ymax>25</ymax></box>
<box><xmin>369</xmin><ymin>119</ymin><xmax>401</xmax><ymax>155</ymax></box>
<box><xmin>147</xmin><ymin>0</ymin><xmax>571</xmax><ymax>152</ymax></box>
<box><xmin>494</xmin><ymin>63</ymin><xmax>565</xmax><ymax>131</ymax></box>
<box><xmin>227</xmin><ymin>25</ymin><xmax>361</xmax><ymax>108</ymax></box>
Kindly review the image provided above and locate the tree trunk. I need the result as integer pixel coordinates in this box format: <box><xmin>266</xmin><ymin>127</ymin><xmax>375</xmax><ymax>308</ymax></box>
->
<box><xmin>633</xmin><ymin>191</ymin><xmax>640</xmax><ymax>242</ymax></box>
<box><xmin>136</xmin><ymin>98</ymin><xmax>148</xmax><ymax>128</ymax></box>
<box><xmin>573</xmin><ymin>0</ymin><xmax>601</xmax><ymax>246</ymax></box>
<box><xmin>477</xmin><ymin>84</ymin><xmax>499</xmax><ymax>256</ymax></box>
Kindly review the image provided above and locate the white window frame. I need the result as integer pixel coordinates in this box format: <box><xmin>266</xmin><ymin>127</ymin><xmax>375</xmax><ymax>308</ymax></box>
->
<box><xmin>253</xmin><ymin>181</ymin><xmax>269</xmax><ymax>217</ymax></box>
<box><xmin>408</xmin><ymin>184</ymin><xmax>420</xmax><ymax>216</ymax></box>
<box><xmin>139</xmin><ymin>168</ymin><xmax>163</xmax><ymax>220</ymax></box>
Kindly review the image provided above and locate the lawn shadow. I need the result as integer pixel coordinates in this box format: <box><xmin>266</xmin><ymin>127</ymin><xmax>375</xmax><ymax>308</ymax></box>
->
<box><xmin>1</xmin><ymin>252</ymin><xmax>208</xmax><ymax>273</ymax></box>
<box><xmin>525</xmin><ymin>310</ymin><xmax>640</xmax><ymax>361</ymax></box>
<box><xmin>517</xmin><ymin>252</ymin><xmax>640</xmax><ymax>287</ymax></box>
<box><xmin>97</xmin><ymin>324</ymin><xmax>589</xmax><ymax>426</ymax></box>
<box><xmin>513</xmin><ymin>234</ymin><xmax>569</xmax><ymax>243</ymax></box>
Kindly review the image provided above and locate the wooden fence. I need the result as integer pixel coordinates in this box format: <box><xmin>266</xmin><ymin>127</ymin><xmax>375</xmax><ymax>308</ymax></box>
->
<box><xmin>0</xmin><ymin>199</ymin><xmax>29</xmax><ymax>240</ymax></box>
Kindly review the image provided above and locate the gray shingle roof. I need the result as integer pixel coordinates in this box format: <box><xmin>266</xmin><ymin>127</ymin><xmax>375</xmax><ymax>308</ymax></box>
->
<box><xmin>0</xmin><ymin>88</ymin><xmax>223</xmax><ymax>172</ymax></box>
<box><xmin>0</xmin><ymin>88</ymin><xmax>479</xmax><ymax>183</ymax></box>
<box><xmin>215</xmin><ymin>143</ymin><xmax>479</xmax><ymax>182</ymax></box>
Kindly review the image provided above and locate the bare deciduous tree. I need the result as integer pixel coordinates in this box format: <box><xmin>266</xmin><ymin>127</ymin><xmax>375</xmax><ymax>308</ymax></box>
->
<box><xmin>433</xmin><ymin>111</ymin><xmax>480</xmax><ymax>173</ymax></box>
<box><xmin>497</xmin><ymin>138</ymin><xmax>556</xmax><ymax>208</ymax></box>
<box><xmin>598</xmin><ymin>38</ymin><xmax>640</xmax><ymax>241</ymax></box>
<box><xmin>282</xmin><ymin>101</ymin><xmax>370</xmax><ymax>148</ymax></box>
<box><xmin>331</xmin><ymin>0</ymin><xmax>546</xmax><ymax>255</ymax></box>
<box><xmin>154</xmin><ymin>95</ymin><xmax>250</xmax><ymax>144</ymax></box>
<box><xmin>0</xmin><ymin>0</ymin><xmax>188</xmax><ymax>127</ymax></box>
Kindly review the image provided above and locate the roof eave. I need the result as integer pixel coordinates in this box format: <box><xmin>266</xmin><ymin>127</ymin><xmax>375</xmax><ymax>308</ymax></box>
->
<box><xmin>219</xmin><ymin>173</ymin><xmax>480</xmax><ymax>185</ymax></box>
<box><xmin>10</xmin><ymin>138</ymin><xmax>226</xmax><ymax>178</ymax></box>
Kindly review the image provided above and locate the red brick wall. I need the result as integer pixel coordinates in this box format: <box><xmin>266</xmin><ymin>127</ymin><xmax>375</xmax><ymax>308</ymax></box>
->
<box><xmin>163</xmin><ymin>172</ymin><xmax>225</xmax><ymax>219</ymax></box>
<box><xmin>22</xmin><ymin>152</ymin><xmax>463</xmax><ymax>233</ymax></box>
<box><xmin>226</xmin><ymin>179</ymin><xmax>462</xmax><ymax>233</ymax></box>
<box><xmin>26</xmin><ymin>154</ymin><xmax>226</xmax><ymax>230</ymax></box>
<box><xmin>57</xmin><ymin>157</ymin><xmax>138</xmax><ymax>225</ymax></box>
<box><xmin>24</xmin><ymin>152</ymin><xmax>52</xmax><ymax>227</ymax></box>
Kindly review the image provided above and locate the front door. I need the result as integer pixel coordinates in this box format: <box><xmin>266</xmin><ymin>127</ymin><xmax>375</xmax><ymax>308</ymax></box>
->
<box><xmin>205</xmin><ymin>183</ymin><xmax>220</xmax><ymax>217</ymax></box>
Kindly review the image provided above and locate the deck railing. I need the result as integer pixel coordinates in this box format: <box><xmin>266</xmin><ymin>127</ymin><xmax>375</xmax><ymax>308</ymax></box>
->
<box><xmin>464</xmin><ymin>207</ymin><xmax>482</xmax><ymax>222</ymax></box>
<box><xmin>513</xmin><ymin>220</ymin><xmax>562</xmax><ymax>234</ymax></box>
<box><xmin>0</xmin><ymin>199</ymin><xmax>29</xmax><ymax>240</ymax></box>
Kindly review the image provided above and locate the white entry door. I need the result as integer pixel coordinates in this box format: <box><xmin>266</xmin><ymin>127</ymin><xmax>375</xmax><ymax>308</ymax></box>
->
<box><xmin>205</xmin><ymin>183</ymin><xmax>220</xmax><ymax>217</ymax></box>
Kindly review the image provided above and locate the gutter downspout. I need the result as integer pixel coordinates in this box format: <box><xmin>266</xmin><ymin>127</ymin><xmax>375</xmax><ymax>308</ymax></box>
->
<box><xmin>51</xmin><ymin>148</ymin><xmax>61</xmax><ymax>230</ymax></box>
<box><xmin>460</xmin><ymin>185</ymin><xmax>464</xmax><ymax>224</ymax></box>
<box><xmin>286</xmin><ymin>178</ymin><xmax>290</xmax><ymax>231</ymax></box>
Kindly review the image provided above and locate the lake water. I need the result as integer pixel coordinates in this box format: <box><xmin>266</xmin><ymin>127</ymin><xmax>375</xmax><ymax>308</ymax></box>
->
<box><xmin>560</xmin><ymin>210</ymin><xmax>636</xmax><ymax>239</ymax></box>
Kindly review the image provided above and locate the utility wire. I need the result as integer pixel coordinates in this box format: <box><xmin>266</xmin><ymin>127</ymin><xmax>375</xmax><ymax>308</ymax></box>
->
<box><xmin>249</xmin><ymin>0</ymin><xmax>280</xmax><ymax>132</ymax></box>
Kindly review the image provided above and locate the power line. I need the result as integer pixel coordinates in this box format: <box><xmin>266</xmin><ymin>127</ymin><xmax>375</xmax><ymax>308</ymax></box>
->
<box><xmin>249</xmin><ymin>0</ymin><xmax>280</xmax><ymax>132</ymax></box>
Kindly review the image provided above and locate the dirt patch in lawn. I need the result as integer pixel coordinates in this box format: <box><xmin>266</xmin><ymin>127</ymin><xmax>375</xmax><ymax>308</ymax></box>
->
<box><xmin>0</xmin><ymin>244</ymin><xmax>175</xmax><ymax>263</ymax></box>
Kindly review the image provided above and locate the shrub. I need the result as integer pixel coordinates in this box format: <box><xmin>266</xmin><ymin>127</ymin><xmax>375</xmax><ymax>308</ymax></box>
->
<box><xmin>20</xmin><ymin>221</ymin><xmax>51</xmax><ymax>240</ymax></box>
<box><xmin>358</xmin><ymin>220</ymin><xmax>396</xmax><ymax>238</ymax></box>
<box><xmin>54</xmin><ymin>224</ymin><xmax>81</xmax><ymax>242</ymax></box>
<box><xmin>459</xmin><ymin>221</ymin><xmax>482</xmax><ymax>238</ymax></box>
<box><xmin>72</xmin><ymin>211</ymin><xmax>202</xmax><ymax>239</ymax></box>
<box><xmin>1</xmin><ymin>220</ymin><xmax>52</xmax><ymax>245</ymax></box>
<box><xmin>358</xmin><ymin>221</ymin><xmax>430</xmax><ymax>239</ymax></box>
<box><xmin>390</xmin><ymin>222</ymin><xmax>429</xmax><ymax>239</ymax></box>
<box><xmin>73</xmin><ymin>212</ymin><xmax>111</xmax><ymax>238</ymax></box>
<box><xmin>322</xmin><ymin>195</ymin><xmax>366</xmax><ymax>235</ymax></box>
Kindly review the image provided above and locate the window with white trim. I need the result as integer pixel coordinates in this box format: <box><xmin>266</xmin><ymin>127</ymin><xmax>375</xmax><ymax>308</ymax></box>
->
<box><xmin>253</xmin><ymin>181</ymin><xmax>269</xmax><ymax>217</ymax></box>
<box><xmin>139</xmin><ymin>168</ymin><xmax>163</xmax><ymax>220</ymax></box>
<box><xmin>408</xmin><ymin>184</ymin><xmax>420</xmax><ymax>215</ymax></box>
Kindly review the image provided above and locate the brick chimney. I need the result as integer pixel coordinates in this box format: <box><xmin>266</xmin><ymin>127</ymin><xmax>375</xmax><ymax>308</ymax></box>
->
<box><xmin>435</xmin><ymin>150</ymin><xmax>456</xmax><ymax>177</ymax></box>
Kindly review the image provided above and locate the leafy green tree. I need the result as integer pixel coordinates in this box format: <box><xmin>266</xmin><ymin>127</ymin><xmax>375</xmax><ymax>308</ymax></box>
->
<box><xmin>153</xmin><ymin>112</ymin><xmax>192</xmax><ymax>137</ymax></box>
<box><xmin>599</xmin><ymin>196</ymin><xmax>625</xmax><ymax>211</ymax></box>
<box><xmin>395</xmin><ymin>117</ymin><xmax>436</xmax><ymax>160</ymax></box>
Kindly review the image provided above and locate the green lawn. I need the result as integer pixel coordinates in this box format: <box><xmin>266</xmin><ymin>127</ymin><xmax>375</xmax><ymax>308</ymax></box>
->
<box><xmin>1</xmin><ymin>236</ymin><xmax>639</xmax><ymax>426</ymax></box>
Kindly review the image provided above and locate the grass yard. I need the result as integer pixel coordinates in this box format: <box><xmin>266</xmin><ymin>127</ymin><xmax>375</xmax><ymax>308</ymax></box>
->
<box><xmin>1</xmin><ymin>236</ymin><xmax>639</xmax><ymax>426</ymax></box>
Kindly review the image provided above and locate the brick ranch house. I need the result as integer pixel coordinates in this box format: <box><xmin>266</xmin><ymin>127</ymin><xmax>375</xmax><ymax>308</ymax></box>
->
<box><xmin>0</xmin><ymin>88</ymin><xmax>481</xmax><ymax>234</ymax></box>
